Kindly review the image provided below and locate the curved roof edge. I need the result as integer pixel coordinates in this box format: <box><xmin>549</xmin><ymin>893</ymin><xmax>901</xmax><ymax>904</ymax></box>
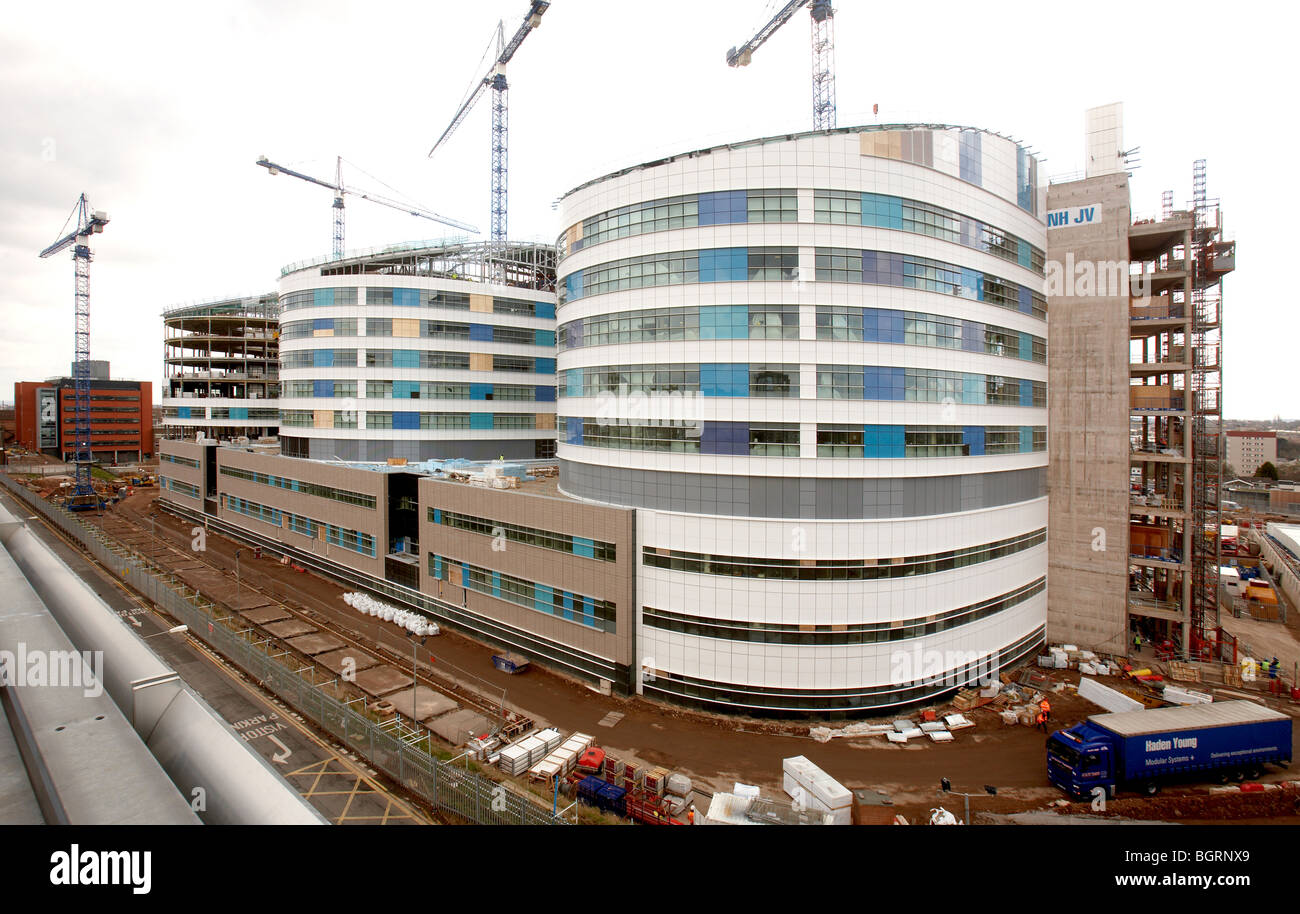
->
<box><xmin>559</xmin><ymin>122</ymin><xmax>1031</xmax><ymax>202</ymax></box>
<box><xmin>162</xmin><ymin>293</ymin><xmax>279</xmax><ymax>320</ymax></box>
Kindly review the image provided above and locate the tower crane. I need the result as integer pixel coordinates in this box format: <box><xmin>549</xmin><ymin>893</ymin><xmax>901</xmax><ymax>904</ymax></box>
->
<box><xmin>726</xmin><ymin>0</ymin><xmax>836</xmax><ymax>131</ymax></box>
<box><xmin>429</xmin><ymin>0</ymin><xmax>550</xmax><ymax>272</ymax></box>
<box><xmin>256</xmin><ymin>155</ymin><xmax>478</xmax><ymax>259</ymax></box>
<box><xmin>38</xmin><ymin>194</ymin><xmax>109</xmax><ymax>510</ymax></box>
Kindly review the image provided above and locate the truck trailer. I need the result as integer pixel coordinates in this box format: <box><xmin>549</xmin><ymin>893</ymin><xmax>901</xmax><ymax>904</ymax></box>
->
<box><xmin>1047</xmin><ymin>700</ymin><xmax>1291</xmax><ymax>798</ymax></box>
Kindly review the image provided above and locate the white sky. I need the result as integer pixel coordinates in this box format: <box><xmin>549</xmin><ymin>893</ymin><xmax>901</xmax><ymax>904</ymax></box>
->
<box><xmin>1</xmin><ymin>0</ymin><xmax>1292</xmax><ymax>417</ymax></box>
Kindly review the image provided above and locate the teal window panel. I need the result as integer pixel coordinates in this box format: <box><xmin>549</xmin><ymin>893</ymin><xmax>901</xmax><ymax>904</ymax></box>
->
<box><xmin>313</xmin><ymin>350</ymin><xmax>334</xmax><ymax>368</ymax></box>
<box><xmin>562</xmin><ymin>591</ymin><xmax>575</xmax><ymax>621</ymax></box>
<box><xmin>1018</xmin><ymin>332</ymin><xmax>1033</xmax><ymax>361</ymax></box>
<box><xmin>177</xmin><ymin>407</ymin><xmax>191</xmax><ymax>419</ymax></box>
<box><xmin>700</xmin><ymin>305</ymin><xmax>747</xmax><ymax>339</ymax></box>
<box><xmin>470</xmin><ymin>412</ymin><xmax>494</xmax><ymax>430</ymax></box>
<box><xmin>535</xmin><ymin>584</ymin><xmax>554</xmax><ymax>614</ymax></box>
<box><xmin>700</xmin><ymin>363</ymin><xmax>749</xmax><ymax>397</ymax></box>
<box><xmin>962</xmin><ymin>373</ymin><xmax>986</xmax><ymax>405</ymax></box>
<box><xmin>394</xmin><ymin>288</ymin><xmax>419</xmax><ymax>307</ymax></box>
<box><xmin>864</xmin><ymin>424</ymin><xmax>905</xmax><ymax>458</ymax></box>
<box><xmin>433</xmin><ymin>556</ymin><xmax>443</xmax><ymax>580</ymax></box>
<box><xmin>1020</xmin><ymin>426</ymin><xmax>1033</xmax><ymax>453</ymax></box>
<box><xmin>393</xmin><ymin>349</ymin><xmax>419</xmax><ymax>369</ymax></box>
<box><xmin>491</xmin><ymin>570</ymin><xmax>502</xmax><ymax>599</ymax></box>
<box><xmin>565</xmin><ymin>369</ymin><xmax>583</xmax><ymax>398</ymax></box>
<box><xmin>564</xmin><ymin>271</ymin><xmax>583</xmax><ymax>302</ymax></box>
<box><xmin>394</xmin><ymin>380</ymin><xmax>420</xmax><ymax>399</ymax></box>
<box><xmin>230</xmin><ymin>407</ymin><xmax>248</xmax><ymax>420</ymax></box>
<box><xmin>1017</xmin><ymin>241</ymin><xmax>1033</xmax><ymax>270</ymax></box>
<box><xmin>535</xmin><ymin>302</ymin><xmax>555</xmax><ymax>319</ymax></box>
<box><xmin>862</xmin><ymin>193</ymin><xmax>903</xmax><ymax>229</ymax></box>
<box><xmin>572</xmin><ymin>536</ymin><xmax>595</xmax><ymax>558</ymax></box>
<box><xmin>432</xmin><ymin>509</ymin><xmax>442</xmax><ymax>524</ymax></box>
<box><xmin>535</xmin><ymin>357</ymin><xmax>556</xmax><ymax>374</ymax></box>
<box><xmin>313</xmin><ymin>288</ymin><xmax>335</xmax><ymax>307</ymax></box>
<box><xmin>960</xmin><ymin>268</ymin><xmax>981</xmax><ymax>301</ymax></box>
<box><xmin>461</xmin><ymin>564</ymin><xmax>470</xmax><ymax>587</ymax></box>
<box><xmin>535</xmin><ymin>329</ymin><xmax>556</xmax><ymax>347</ymax></box>
<box><xmin>1019</xmin><ymin>379</ymin><xmax>1034</xmax><ymax>407</ymax></box>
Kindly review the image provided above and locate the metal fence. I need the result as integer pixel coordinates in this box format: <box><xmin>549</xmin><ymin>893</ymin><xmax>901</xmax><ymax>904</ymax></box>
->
<box><xmin>0</xmin><ymin>473</ymin><xmax>561</xmax><ymax>826</ymax></box>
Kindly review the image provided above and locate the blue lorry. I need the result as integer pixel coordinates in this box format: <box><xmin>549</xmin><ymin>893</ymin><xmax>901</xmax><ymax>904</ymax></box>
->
<box><xmin>1047</xmin><ymin>700</ymin><xmax>1292</xmax><ymax>799</ymax></box>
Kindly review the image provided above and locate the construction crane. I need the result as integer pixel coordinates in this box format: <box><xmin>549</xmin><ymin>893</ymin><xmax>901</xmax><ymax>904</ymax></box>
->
<box><xmin>727</xmin><ymin>0</ymin><xmax>836</xmax><ymax>131</ymax></box>
<box><xmin>429</xmin><ymin>0</ymin><xmax>550</xmax><ymax>271</ymax></box>
<box><xmin>256</xmin><ymin>155</ymin><xmax>478</xmax><ymax>259</ymax></box>
<box><xmin>38</xmin><ymin>194</ymin><xmax>109</xmax><ymax>511</ymax></box>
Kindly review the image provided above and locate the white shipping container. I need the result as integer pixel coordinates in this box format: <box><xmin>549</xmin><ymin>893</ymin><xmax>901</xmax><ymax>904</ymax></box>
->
<box><xmin>782</xmin><ymin>756</ymin><xmax>851</xmax><ymax>815</ymax></box>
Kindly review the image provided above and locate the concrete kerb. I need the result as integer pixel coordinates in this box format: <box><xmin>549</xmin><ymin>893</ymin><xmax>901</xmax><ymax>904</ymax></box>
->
<box><xmin>0</xmin><ymin>474</ymin><xmax>560</xmax><ymax>826</ymax></box>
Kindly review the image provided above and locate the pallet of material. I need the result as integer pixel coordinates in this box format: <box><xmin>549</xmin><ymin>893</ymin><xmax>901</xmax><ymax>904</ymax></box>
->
<box><xmin>951</xmin><ymin>688</ymin><xmax>979</xmax><ymax>710</ymax></box>
<box><xmin>1168</xmin><ymin>661</ymin><xmax>1202</xmax><ymax>683</ymax></box>
<box><xmin>498</xmin><ymin>743</ymin><xmax>531</xmax><ymax>776</ymax></box>
<box><xmin>928</xmin><ymin>731</ymin><xmax>955</xmax><ymax>743</ymax></box>
<box><xmin>944</xmin><ymin>713</ymin><xmax>975</xmax><ymax>731</ymax></box>
<box><xmin>534</xmin><ymin>727</ymin><xmax>562</xmax><ymax>754</ymax></box>
<box><xmin>644</xmin><ymin>767</ymin><xmax>670</xmax><ymax>797</ymax></box>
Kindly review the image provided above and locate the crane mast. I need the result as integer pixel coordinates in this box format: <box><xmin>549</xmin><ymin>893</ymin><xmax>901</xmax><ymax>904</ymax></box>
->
<box><xmin>430</xmin><ymin>1</ymin><xmax>550</xmax><ymax>276</ymax></box>
<box><xmin>727</xmin><ymin>0</ymin><xmax>837</xmax><ymax>131</ymax></box>
<box><xmin>39</xmin><ymin>194</ymin><xmax>109</xmax><ymax>508</ymax></box>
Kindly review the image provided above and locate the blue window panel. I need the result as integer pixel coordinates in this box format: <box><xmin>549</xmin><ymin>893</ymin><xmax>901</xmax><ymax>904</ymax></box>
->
<box><xmin>534</xmin><ymin>584</ymin><xmax>554</xmax><ymax>614</ymax></box>
<box><xmin>393</xmin><ymin>350</ymin><xmax>419</xmax><ymax>369</ymax></box>
<box><xmin>1018</xmin><ymin>332</ymin><xmax>1033</xmax><ymax>361</ymax></box>
<box><xmin>177</xmin><ymin>406</ymin><xmax>191</xmax><ymax>419</ymax></box>
<box><xmin>864</xmin><ymin>366</ymin><xmax>903</xmax><ymax>401</ymax></box>
<box><xmin>564</xmin><ymin>271</ymin><xmax>583</xmax><ymax>302</ymax></box>
<box><xmin>394</xmin><ymin>380</ymin><xmax>420</xmax><ymax>399</ymax></box>
<box><xmin>1020</xmin><ymin>426</ymin><xmax>1034</xmax><ymax>453</ymax></box>
<box><xmin>394</xmin><ymin>288</ymin><xmax>420</xmax><ymax>307</ymax></box>
<box><xmin>534</xmin><ymin>329</ymin><xmax>556</xmax><ymax>348</ymax></box>
<box><xmin>461</xmin><ymin>564</ymin><xmax>470</xmax><ymax>588</ymax></box>
<box><xmin>535</xmin><ymin>358</ymin><xmax>556</xmax><ymax>375</ymax></box>
<box><xmin>699</xmin><ymin>247</ymin><xmax>747</xmax><ymax>283</ymax></box>
<box><xmin>534</xmin><ymin>385</ymin><xmax>556</xmax><ymax>402</ymax></box>
<box><xmin>572</xmin><ymin>536</ymin><xmax>595</xmax><ymax>558</ymax></box>
<box><xmin>1019</xmin><ymin>379</ymin><xmax>1034</xmax><ymax>407</ymax></box>
<box><xmin>1017</xmin><ymin>240</ymin><xmax>1033</xmax><ymax>270</ymax></box>
<box><xmin>701</xmin><ymin>421</ymin><xmax>749</xmax><ymax>456</ymax></box>
<box><xmin>469</xmin><ymin>323</ymin><xmax>493</xmax><ymax>342</ymax></box>
<box><xmin>698</xmin><ymin>190</ymin><xmax>747</xmax><ymax>226</ymax></box>
<box><xmin>960</xmin><ymin>268</ymin><xmax>982</xmax><ymax>301</ymax></box>
<box><xmin>963</xmin><ymin>373</ymin><xmax>986</xmax><ymax>405</ymax></box>
<box><xmin>700</xmin><ymin>363</ymin><xmax>748</xmax><ymax>397</ymax></box>
<box><xmin>535</xmin><ymin>302</ymin><xmax>555</xmax><ymax>320</ymax></box>
<box><xmin>393</xmin><ymin>411</ymin><xmax>419</xmax><ymax>430</ymax></box>
<box><xmin>313</xmin><ymin>318</ymin><xmax>333</xmax><ymax>331</ymax></box>
<box><xmin>432</xmin><ymin>509</ymin><xmax>442</xmax><ymax>524</ymax></box>
<box><xmin>963</xmin><ymin>426</ymin><xmax>986</xmax><ymax>456</ymax></box>
<box><xmin>491</xmin><ymin>570</ymin><xmax>502</xmax><ymax>599</ymax></box>
<box><xmin>862</xmin><ymin>250</ymin><xmax>905</xmax><ymax>286</ymax></box>
<box><xmin>861</xmin><ymin>193</ymin><xmax>903</xmax><ymax>229</ymax></box>
<box><xmin>565</xmin><ymin>369</ymin><xmax>583</xmax><ymax>398</ymax></box>
<box><xmin>962</xmin><ymin>320</ymin><xmax>985</xmax><ymax>353</ymax></box>
<box><xmin>864</xmin><ymin>425</ymin><xmax>905</xmax><ymax>458</ymax></box>
<box><xmin>313</xmin><ymin>349</ymin><xmax>334</xmax><ymax>368</ymax></box>
<box><xmin>470</xmin><ymin>383</ymin><xmax>493</xmax><ymax>400</ymax></box>
<box><xmin>433</xmin><ymin>557</ymin><xmax>443</xmax><ymax>580</ymax></box>
<box><xmin>863</xmin><ymin>308</ymin><xmax>904</xmax><ymax>343</ymax></box>
<box><xmin>230</xmin><ymin>407</ymin><xmax>248</xmax><ymax>420</ymax></box>
<box><xmin>699</xmin><ymin>305</ymin><xmax>747</xmax><ymax>339</ymax></box>
<box><xmin>562</xmin><ymin>591</ymin><xmax>575</xmax><ymax>621</ymax></box>
<box><xmin>1018</xmin><ymin>286</ymin><xmax>1034</xmax><ymax>316</ymax></box>
<box><xmin>959</xmin><ymin>130</ymin><xmax>983</xmax><ymax>185</ymax></box>
<box><xmin>470</xmin><ymin>412</ymin><xmax>494</xmax><ymax>430</ymax></box>
<box><xmin>313</xmin><ymin>288</ymin><xmax>335</xmax><ymax>307</ymax></box>
<box><xmin>565</xmin><ymin>416</ymin><xmax>583</xmax><ymax>445</ymax></box>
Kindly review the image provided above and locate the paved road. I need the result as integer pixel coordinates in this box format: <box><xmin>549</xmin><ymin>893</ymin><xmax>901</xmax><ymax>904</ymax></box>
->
<box><xmin>0</xmin><ymin>487</ymin><xmax>430</xmax><ymax>826</ymax></box>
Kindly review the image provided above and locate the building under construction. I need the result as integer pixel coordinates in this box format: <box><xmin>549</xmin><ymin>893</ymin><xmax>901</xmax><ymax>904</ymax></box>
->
<box><xmin>161</xmin><ymin>294</ymin><xmax>281</xmax><ymax>442</ymax></box>
<box><xmin>1047</xmin><ymin>104</ymin><xmax>1235</xmax><ymax>659</ymax></box>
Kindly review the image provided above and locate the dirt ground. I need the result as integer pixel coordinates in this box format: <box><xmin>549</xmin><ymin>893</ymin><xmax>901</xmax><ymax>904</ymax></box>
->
<box><xmin>90</xmin><ymin>490</ymin><xmax>1300</xmax><ymax>823</ymax></box>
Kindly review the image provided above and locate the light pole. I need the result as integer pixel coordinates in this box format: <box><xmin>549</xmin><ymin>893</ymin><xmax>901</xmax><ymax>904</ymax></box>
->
<box><xmin>234</xmin><ymin>548</ymin><xmax>242</xmax><ymax>598</ymax></box>
<box><xmin>939</xmin><ymin>778</ymin><xmax>997</xmax><ymax>825</ymax></box>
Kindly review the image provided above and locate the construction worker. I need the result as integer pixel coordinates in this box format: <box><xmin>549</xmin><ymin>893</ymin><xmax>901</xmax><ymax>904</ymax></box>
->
<box><xmin>687</xmin><ymin>804</ymin><xmax>696</xmax><ymax>825</ymax></box>
<box><xmin>1036</xmin><ymin>709</ymin><xmax>1048</xmax><ymax>733</ymax></box>
<box><xmin>1039</xmin><ymin>697</ymin><xmax>1051</xmax><ymax>722</ymax></box>
<box><xmin>1133</xmin><ymin>632</ymin><xmax>1141</xmax><ymax>652</ymax></box>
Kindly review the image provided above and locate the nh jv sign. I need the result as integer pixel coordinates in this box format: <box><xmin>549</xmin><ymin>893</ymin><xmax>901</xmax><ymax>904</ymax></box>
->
<box><xmin>1046</xmin><ymin>205</ymin><xmax>1102</xmax><ymax>229</ymax></box>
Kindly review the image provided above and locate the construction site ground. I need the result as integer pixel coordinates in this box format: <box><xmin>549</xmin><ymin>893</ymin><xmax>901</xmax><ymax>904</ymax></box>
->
<box><xmin>67</xmin><ymin>488</ymin><xmax>1300</xmax><ymax>824</ymax></box>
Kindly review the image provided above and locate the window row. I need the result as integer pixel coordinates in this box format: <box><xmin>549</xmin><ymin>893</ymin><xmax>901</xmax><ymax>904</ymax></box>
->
<box><xmin>429</xmin><ymin>508</ymin><xmax>616</xmax><ymax>561</ymax></box>
<box><xmin>816</xmin><ymin>306</ymin><xmax>1046</xmax><ymax>363</ymax></box>
<box><xmin>428</xmin><ymin>553</ymin><xmax>616</xmax><ymax>632</ymax></box>
<box><xmin>816</xmin><ymin>365</ymin><xmax>1046</xmax><ymax>408</ymax></box>
<box><xmin>160</xmin><ymin>476</ymin><xmax>200</xmax><ymax>499</ymax></box>
<box><xmin>562</xmin><ymin>247</ymin><xmax>800</xmax><ymax>302</ymax></box>
<box><xmin>218</xmin><ymin>464</ymin><xmax>377</xmax><ymax>509</ymax></box>
<box><xmin>563</xmin><ymin>363</ymin><xmax>799</xmax><ymax>399</ymax></box>
<box><xmin>559</xmin><ymin>304</ymin><xmax>798</xmax><ymax>349</ymax></box>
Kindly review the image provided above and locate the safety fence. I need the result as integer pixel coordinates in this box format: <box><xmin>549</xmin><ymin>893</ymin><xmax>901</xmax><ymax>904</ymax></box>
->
<box><xmin>0</xmin><ymin>473</ymin><xmax>562</xmax><ymax>826</ymax></box>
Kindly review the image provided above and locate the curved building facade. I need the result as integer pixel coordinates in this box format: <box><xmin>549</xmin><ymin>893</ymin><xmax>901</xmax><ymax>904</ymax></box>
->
<box><xmin>276</xmin><ymin>240</ymin><xmax>559</xmax><ymax>462</ymax></box>
<box><xmin>556</xmin><ymin>125</ymin><xmax>1049</xmax><ymax>715</ymax></box>
<box><xmin>162</xmin><ymin>294</ymin><xmax>281</xmax><ymax>441</ymax></box>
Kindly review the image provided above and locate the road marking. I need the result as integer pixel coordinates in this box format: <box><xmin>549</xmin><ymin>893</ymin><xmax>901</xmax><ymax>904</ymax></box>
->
<box><xmin>268</xmin><ymin>734</ymin><xmax>293</xmax><ymax>764</ymax></box>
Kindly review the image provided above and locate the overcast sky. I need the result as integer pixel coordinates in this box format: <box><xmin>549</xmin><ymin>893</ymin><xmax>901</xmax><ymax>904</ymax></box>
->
<box><xmin>1</xmin><ymin>0</ymin><xmax>1290</xmax><ymax>418</ymax></box>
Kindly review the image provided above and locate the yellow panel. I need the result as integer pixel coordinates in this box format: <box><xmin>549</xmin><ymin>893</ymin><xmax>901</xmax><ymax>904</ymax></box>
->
<box><xmin>313</xmin><ymin>409</ymin><xmax>333</xmax><ymax>429</ymax></box>
<box><xmin>470</xmin><ymin>353</ymin><xmax>493</xmax><ymax>371</ymax></box>
<box><xmin>887</xmin><ymin>131</ymin><xmax>902</xmax><ymax>160</ymax></box>
<box><xmin>470</xmin><ymin>294</ymin><xmax>493</xmax><ymax>313</ymax></box>
<box><xmin>535</xmin><ymin>412</ymin><xmax>555</xmax><ymax>430</ymax></box>
<box><xmin>393</xmin><ymin>318</ymin><xmax>420</xmax><ymax>338</ymax></box>
<box><xmin>313</xmin><ymin>328</ymin><xmax>334</xmax><ymax>337</ymax></box>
